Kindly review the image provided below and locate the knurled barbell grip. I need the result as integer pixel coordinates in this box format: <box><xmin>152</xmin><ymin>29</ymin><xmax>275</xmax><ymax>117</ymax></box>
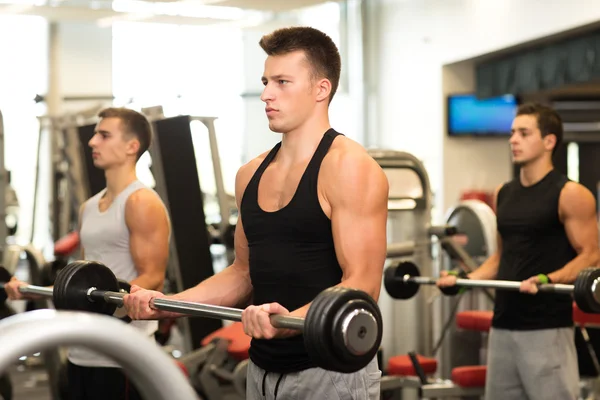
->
<box><xmin>403</xmin><ymin>275</ymin><xmax>574</xmax><ymax>294</ymax></box>
<box><xmin>1</xmin><ymin>282</ymin><xmax>309</xmax><ymax>331</ymax></box>
<box><xmin>94</xmin><ymin>290</ymin><xmax>307</xmax><ymax>331</ymax></box>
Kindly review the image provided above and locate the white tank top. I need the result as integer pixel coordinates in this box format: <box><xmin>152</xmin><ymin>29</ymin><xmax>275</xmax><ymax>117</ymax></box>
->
<box><xmin>68</xmin><ymin>180</ymin><xmax>165</xmax><ymax>367</ymax></box>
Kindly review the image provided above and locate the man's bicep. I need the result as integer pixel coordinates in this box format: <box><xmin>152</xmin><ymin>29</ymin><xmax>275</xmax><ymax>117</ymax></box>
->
<box><xmin>127</xmin><ymin>195</ymin><xmax>170</xmax><ymax>272</ymax></box>
<box><xmin>562</xmin><ymin>185</ymin><xmax>598</xmax><ymax>253</ymax></box>
<box><xmin>330</xmin><ymin>157</ymin><xmax>388</xmax><ymax>295</ymax></box>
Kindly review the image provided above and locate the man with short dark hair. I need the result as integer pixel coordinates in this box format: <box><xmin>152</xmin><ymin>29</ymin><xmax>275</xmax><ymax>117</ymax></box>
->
<box><xmin>124</xmin><ymin>27</ymin><xmax>388</xmax><ymax>399</ymax></box>
<box><xmin>438</xmin><ymin>103</ymin><xmax>599</xmax><ymax>400</ymax></box>
<box><xmin>6</xmin><ymin>107</ymin><xmax>171</xmax><ymax>400</ymax></box>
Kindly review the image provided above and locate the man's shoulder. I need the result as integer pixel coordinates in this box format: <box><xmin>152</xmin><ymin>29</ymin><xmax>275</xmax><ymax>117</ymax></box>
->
<box><xmin>125</xmin><ymin>187</ymin><xmax>166</xmax><ymax>211</ymax></box>
<box><xmin>236</xmin><ymin>150</ymin><xmax>271</xmax><ymax>189</ymax></box>
<box><xmin>323</xmin><ymin>135</ymin><xmax>382</xmax><ymax>175</ymax></box>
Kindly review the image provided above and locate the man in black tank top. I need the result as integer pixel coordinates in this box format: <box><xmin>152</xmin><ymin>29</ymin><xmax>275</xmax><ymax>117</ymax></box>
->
<box><xmin>438</xmin><ymin>103</ymin><xmax>599</xmax><ymax>400</ymax></box>
<box><xmin>124</xmin><ymin>27</ymin><xmax>388</xmax><ymax>399</ymax></box>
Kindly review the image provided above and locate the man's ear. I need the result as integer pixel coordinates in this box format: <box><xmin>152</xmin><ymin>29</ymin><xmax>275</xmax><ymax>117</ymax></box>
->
<box><xmin>315</xmin><ymin>78</ymin><xmax>332</xmax><ymax>103</ymax></box>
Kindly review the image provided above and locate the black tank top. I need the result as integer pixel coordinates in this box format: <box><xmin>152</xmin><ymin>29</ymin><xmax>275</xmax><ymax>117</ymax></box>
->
<box><xmin>240</xmin><ymin>129</ymin><xmax>343</xmax><ymax>373</ymax></box>
<box><xmin>492</xmin><ymin>169</ymin><xmax>576</xmax><ymax>330</ymax></box>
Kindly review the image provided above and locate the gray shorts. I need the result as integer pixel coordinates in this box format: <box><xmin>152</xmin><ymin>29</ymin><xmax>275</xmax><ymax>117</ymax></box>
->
<box><xmin>485</xmin><ymin>327</ymin><xmax>579</xmax><ymax>400</ymax></box>
<box><xmin>246</xmin><ymin>357</ymin><xmax>381</xmax><ymax>400</ymax></box>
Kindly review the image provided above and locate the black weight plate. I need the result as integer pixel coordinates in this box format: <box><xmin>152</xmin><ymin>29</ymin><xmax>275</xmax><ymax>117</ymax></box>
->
<box><xmin>574</xmin><ymin>267</ymin><xmax>600</xmax><ymax>314</ymax></box>
<box><xmin>305</xmin><ymin>287</ymin><xmax>383</xmax><ymax>373</ymax></box>
<box><xmin>304</xmin><ymin>287</ymin><xmax>340</xmax><ymax>371</ymax></box>
<box><xmin>53</xmin><ymin>262</ymin><xmax>82</xmax><ymax>310</ymax></box>
<box><xmin>0</xmin><ymin>267</ymin><xmax>12</xmax><ymax>305</ymax></box>
<box><xmin>55</xmin><ymin>261</ymin><xmax>119</xmax><ymax>316</ymax></box>
<box><xmin>331</xmin><ymin>291</ymin><xmax>382</xmax><ymax>372</ymax></box>
<box><xmin>384</xmin><ymin>262</ymin><xmax>420</xmax><ymax>300</ymax></box>
<box><xmin>113</xmin><ymin>279</ymin><xmax>132</xmax><ymax>323</ymax></box>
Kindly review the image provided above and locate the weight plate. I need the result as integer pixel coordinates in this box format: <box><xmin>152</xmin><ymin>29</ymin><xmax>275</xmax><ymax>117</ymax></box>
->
<box><xmin>305</xmin><ymin>287</ymin><xmax>383</xmax><ymax>373</ymax></box>
<box><xmin>384</xmin><ymin>262</ymin><xmax>420</xmax><ymax>300</ymax></box>
<box><xmin>114</xmin><ymin>279</ymin><xmax>132</xmax><ymax>323</ymax></box>
<box><xmin>54</xmin><ymin>261</ymin><xmax>119</xmax><ymax>316</ymax></box>
<box><xmin>331</xmin><ymin>291</ymin><xmax>382</xmax><ymax>372</ymax></box>
<box><xmin>304</xmin><ymin>287</ymin><xmax>339</xmax><ymax>371</ymax></box>
<box><xmin>53</xmin><ymin>261</ymin><xmax>82</xmax><ymax>311</ymax></box>
<box><xmin>574</xmin><ymin>267</ymin><xmax>600</xmax><ymax>314</ymax></box>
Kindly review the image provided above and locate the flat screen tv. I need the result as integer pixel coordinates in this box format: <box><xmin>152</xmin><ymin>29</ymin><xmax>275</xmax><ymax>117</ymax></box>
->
<box><xmin>447</xmin><ymin>93</ymin><xmax>518</xmax><ymax>136</ymax></box>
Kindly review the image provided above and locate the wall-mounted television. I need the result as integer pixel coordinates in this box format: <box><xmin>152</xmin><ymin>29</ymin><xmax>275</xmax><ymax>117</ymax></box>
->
<box><xmin>447</xmin><ymin>93</ymin><xmax>518</xmax><ymax>136</ymax></box>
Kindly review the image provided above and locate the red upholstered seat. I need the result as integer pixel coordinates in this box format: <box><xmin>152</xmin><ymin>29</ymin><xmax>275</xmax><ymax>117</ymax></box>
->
<box><xmin>456</xmin><ymin>310</ymin><xmax>493</xmax><ymax>332</ymax></box>
<box><xmin>200</xmin><ymin>322</ymin><xmax>251</xmax><ymax>361</ymax></box>
<box><xmin>54</xmin><ymin>231</ymin><xmax>80</xmax><ymax>257</ymax></box>
<box><xmin>387</xmin><ymin>354</ymin><xmax>437</xmax><ymax>376</ymax></box>
<box><xmin>451</xmin><ymin>365</ymin><xmax>487</xmax><ymax>387</ymax></box>
<box><xmin>573</xmin><ymin>302</ymin><xmax>600</xmax><ymax>326</ymax></box>
<box><xmin>175</xmin><ymin>360</ymin><xmax>189</xmax><ymax>378</ymax></box>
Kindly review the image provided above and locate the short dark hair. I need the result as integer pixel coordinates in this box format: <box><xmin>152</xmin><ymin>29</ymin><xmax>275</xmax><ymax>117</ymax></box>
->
<box><xmin>98</xmin><ymin>107</ymin><xmax>152</xmax><ymax>160</ymax></box>
<box><xmin>516</xmin><ymin>103</ymin><xmax>563</xmax><ymax>155</ymax></box>
<box><xmin>259</xmin><ymin>26</ymin><xmax>341</xmax><ymax>104</ymax></box>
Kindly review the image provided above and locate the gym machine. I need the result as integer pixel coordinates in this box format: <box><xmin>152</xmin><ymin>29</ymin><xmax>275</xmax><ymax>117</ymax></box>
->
<box><xmin>0</xmin><ymin>309</ymin><xmax>198</xmax><ymax>400</ymax></box>
<box><xmin>368</xmin><ymin>149</ymin><xmax>435</xmax><ymax>374</ymax></box>
<box><xmin>377</xmin><ymin>188</ymin><xmax>499</xmax><ymax>399</ymax></box>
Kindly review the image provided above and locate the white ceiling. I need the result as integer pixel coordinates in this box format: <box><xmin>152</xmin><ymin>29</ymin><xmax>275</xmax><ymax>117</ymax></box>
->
<box><xmin>0</xmin><ymin>0</ymin><xmax>336</xmax><ymax>26</ymax></box>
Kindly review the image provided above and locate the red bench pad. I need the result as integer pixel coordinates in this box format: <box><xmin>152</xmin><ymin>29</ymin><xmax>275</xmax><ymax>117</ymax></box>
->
<box><xmin>387</xmin><ymin>354</ymin><xmax>437</xmax><ymax>376</ymax></box>
<box><xmin>201</xmin><ymin>322</ymin><xmax>251</xmax><ymax>361</ymax></box>
<box><xmin>54</xmin><ymin>231</ymin><xmax>80</xmax><ymax>257</ymax></box>
<box><xmin>451</xmin><ymin>365</ymin><xmax>487</xmax><ymax>387</ymax></box>
<box><xmin>456</xmin><ymin>310</ymin><xmax>493</xmax><ymax>332</ymax></box>
<box><xmin>573</xmin><ymin>302</ymin><xmax>600</xmax><ymax>326</ymax></box>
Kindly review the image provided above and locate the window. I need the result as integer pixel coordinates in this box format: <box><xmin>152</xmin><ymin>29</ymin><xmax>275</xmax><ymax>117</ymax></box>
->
<box><xmin>112</xmin><ymin>22</ymin><xmax>244</xmax><ymax>198</ymax></box>
<box><xmin>0</xmin><ymin>16</ymin><xmax>49</xmax><ymax>247</ymax></box>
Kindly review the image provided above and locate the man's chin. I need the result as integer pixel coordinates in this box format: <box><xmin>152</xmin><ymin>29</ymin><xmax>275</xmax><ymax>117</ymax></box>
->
<box><xmin>268</xmin><ymin>123</ymin><xmax>283</xmax><ymax>134</ymax></box>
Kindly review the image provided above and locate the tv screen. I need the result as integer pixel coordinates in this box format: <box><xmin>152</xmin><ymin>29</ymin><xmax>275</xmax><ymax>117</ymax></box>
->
<box><xmin>448</xmin><ymin>94</ymin><xmax>518</xmax><ymax>136</ymax></box>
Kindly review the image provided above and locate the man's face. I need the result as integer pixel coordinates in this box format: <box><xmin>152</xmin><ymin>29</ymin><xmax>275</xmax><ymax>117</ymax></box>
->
<box><xmin>509</xmin><ymin>114</ymin><xmax>554</xmax><ymax>166</ymax></box>
<box><xmin>89</xmin><ymin>117</ymin><xmax>138</xmax><ymax>169</ymax></box>
<box><xmin>260</xmin><ymin>50</ymin><xmax>320</xmax><ymax>134</ymax></box>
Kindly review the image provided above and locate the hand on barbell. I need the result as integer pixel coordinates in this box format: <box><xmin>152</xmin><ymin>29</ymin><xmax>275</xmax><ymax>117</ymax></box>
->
<box><xmin>436</xmin><ymin>270</ymin><xmax>458</xmax><ymax>288</ymax></box>
<box><xmin>520</xmin><ymin>276</ymin><xmax>541</xmax><ymax>295</ymax></box>
<box><xmin>4</xmin><ymin>277</ymin><xmax>28</xmax><ymax>301</ymax></box>
<box><xmin>241</xmin><ymin>302</ymin><xmax>293</xmax><ymax>340</ymax></box>
<box><xmin>123</xmin><ymin>285</ymin><xmax>169</xmax><ymax>320</ymax></box>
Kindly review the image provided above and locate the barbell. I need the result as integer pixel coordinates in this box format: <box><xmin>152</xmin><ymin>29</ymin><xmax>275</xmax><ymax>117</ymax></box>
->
<box><xmin>384</xmin><ymin>261</ymin><xmax>600</xmax><ymax>314</ymax></box>
<box><xmin>0</xmin><ymin>267</ymin><xmax>133</xmax><ymax>323</ymax></box>
<box><xmin>1</xmin><ymin>260</ymin><xmax>383</xmax><ymax>374</ymax></box>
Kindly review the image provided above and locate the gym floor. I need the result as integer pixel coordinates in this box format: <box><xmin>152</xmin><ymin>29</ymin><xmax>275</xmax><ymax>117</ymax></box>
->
<box><xmin>9</xmin><ymin>362</ymin><xmax>50</xmax><ymax>400</ymax></box>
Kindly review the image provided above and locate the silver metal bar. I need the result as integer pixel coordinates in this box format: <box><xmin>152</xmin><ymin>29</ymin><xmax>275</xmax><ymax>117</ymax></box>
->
<box><xmin>5</xmin><ymin>282</ymin><xmax>308</xmax><ymax>332</ymax></box>
<box><xmin>19</xmin><ymin>285</ymin><xmax>54</xmax><ymax>297</ymax></box>
<box><xmin>403</xmin><ymin>275</ymin><xmax>574</xmax><ymax>294</ymax></box>
<box><xmin>150</xmin><ymin>297</ymin><xmax>306</xmax><ymax>331</ymax></box>
<box><xmin>386</xmin><ymin>241</ymin><xmax>416</xmax><ymax>258</ymax></box>
<box><xmin>0</xmin><ymin>282</ymin><xmax>54</xmax><ymax>297</ymax></box>
<box><xmin>104</xmin><ymin>291</ymin><xmax>306</xmax><ymax>330</ymax></box>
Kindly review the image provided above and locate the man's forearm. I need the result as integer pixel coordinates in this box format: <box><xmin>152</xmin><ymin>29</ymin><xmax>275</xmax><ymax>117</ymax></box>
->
<box><xmin>281</xmin><ymin>275</ymin><xmax>380</xmax><ymax>339</ymax></box>
<box><xmin>130</xmin><ymin>273</ymin><xmax>163</xmax><ymax>291</ymax></box>
<box><xmin>467</xmin><ymin>253</ymin><xmax>500</xmax><ymax>280</ymax></box>
<box><xmin>170</xmin><ymin>264</ymin><xmax>253</xmax><ymax>310</ymax></box>
<box><xmin>548</xmin><ymin>250</ymin><xmax>600</xmax><ymax>284</ymax></box>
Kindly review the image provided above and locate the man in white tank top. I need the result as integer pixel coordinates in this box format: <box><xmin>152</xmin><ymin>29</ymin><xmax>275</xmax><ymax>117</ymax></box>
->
<box><xmin>5</xmin><ymin>107</ymin><xmax>171</xmax><ymax>400</ymax></box>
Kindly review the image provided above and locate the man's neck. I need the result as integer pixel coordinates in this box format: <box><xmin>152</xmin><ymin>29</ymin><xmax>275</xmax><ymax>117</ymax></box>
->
<box><xmin>104</xmin><ymin>166</ymin><xmax>137</xmax><ymax>199</ymax></box>
<box><xmin>279</xmin><ymin>114</ymin><xmax>331</xmax><ymax>166</ymax></box>
<box><xmin>519</xmin><ymin>158</ymin><xmax>553</xmax><ymax>187</ymax></box>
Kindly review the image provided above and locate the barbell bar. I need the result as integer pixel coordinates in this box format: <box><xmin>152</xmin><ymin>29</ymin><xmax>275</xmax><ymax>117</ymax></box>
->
<box><xmin>2</xmin><ymin>261</ymin><xmax>383</xmax><ymax>373</ymax></box>
<box><xmin>384</xmin><ymin>261</ymin><xmax>600</xmax><ymax>314</ymax></box>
